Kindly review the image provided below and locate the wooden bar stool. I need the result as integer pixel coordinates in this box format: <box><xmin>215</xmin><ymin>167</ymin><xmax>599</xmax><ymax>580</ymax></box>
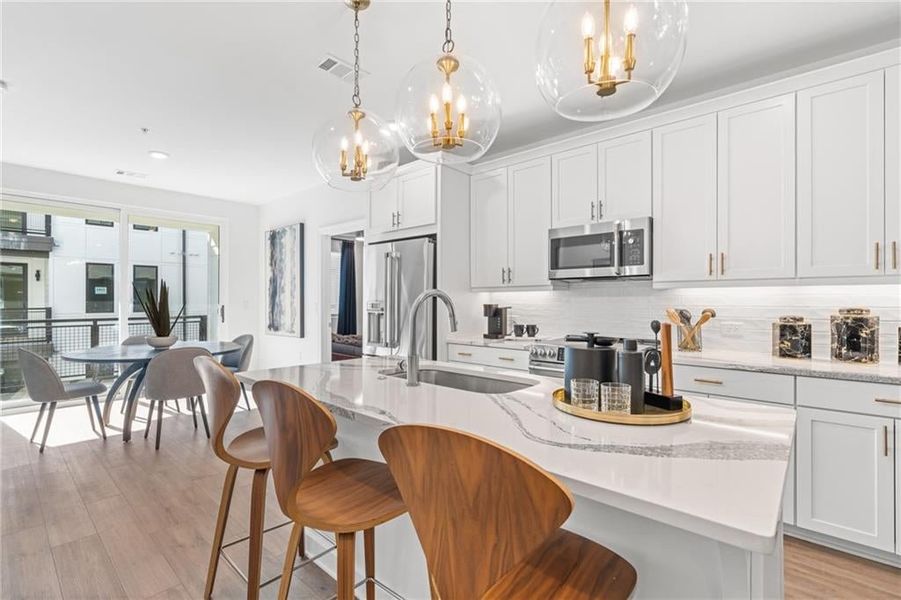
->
<box><xmin>193</xmin><ymin>357</ymin><xmax>337</xmax><ymax>600</ymax></box>
<box><xmin>253</xmin><ymin>380</ymin><xmax>407</xmax><ymax>600</ymax></box>
<box><xmin>379</xmin><ymin>424</ymin><xmax>638</xmax><ymax>599</ymax></box>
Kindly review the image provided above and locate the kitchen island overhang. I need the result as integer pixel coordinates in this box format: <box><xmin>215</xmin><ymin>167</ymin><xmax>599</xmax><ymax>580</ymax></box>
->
<box><xmin>239</xmin><ymin>357</ymin><xmax>795</xmax><ymax>599</ymax></box>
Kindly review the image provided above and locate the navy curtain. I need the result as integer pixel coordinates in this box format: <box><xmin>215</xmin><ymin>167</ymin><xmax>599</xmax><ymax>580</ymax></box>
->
<box><xmin>337</xmin><ymin>240</ymin><xmax>357</xmax><ymax>334</ymax></box>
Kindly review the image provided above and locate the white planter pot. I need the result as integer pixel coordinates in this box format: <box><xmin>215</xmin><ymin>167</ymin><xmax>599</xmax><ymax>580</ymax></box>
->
<box><xmin>147</xmin><ymin>335</ymin><xmax>178</xmax><ymax>349</ymax></box>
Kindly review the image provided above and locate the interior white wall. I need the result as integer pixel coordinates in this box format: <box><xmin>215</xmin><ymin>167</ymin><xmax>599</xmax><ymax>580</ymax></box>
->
<box><xmin>259</xmin><ymin>184</ymin><xmax>367</xmax><ymax>368</ymax></box>
<box><xmin>1</xmin><ymin>162</ymin><xmax>261</xmax><ymax>364</ymax></box>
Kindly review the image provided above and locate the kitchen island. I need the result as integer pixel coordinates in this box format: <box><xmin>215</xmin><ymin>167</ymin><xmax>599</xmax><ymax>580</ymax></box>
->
<box><xmin>239</xmin><ymin>356</ymin><xmax>795</xmax><ymax>599</ymax></box>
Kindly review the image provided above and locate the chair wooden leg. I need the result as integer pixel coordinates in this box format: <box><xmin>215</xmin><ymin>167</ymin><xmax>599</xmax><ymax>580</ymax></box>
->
<box><xmin>85</xmin><ymin>398</ymin><xmax>96</xmax><ymax>432</ymax></box>
<box><xmin>91</xmin><ymin>396</ymin><xmax>107</xmax><ymax>440</ymax></box>
<box><xmin>205</xmin><ymin>464</ymin><xmax>238</xmax><ymax>600</ymax></box>
<box><xmin>154</xmin><ymin>399</ymin><xmax>164</xmax><ymax>450</ymax></box>
<box><xmin>364</xmin><ymin>528</ymin><xmax>375</xmax><ymax>600</ymax></box>
<box><xmin>322</xmin><ymin>451</ymin><xmax>334</xmax><ymax>464</ymax></box>
<box><xmin>30</xmin><ymin>403</ymin><xmax>47</xmax><ymax>443</ymax></box>
<box><xmin>144</xmin><ymin>401</ymin><xmax>155</xmax><ymax>439</ymax></box>
<box><xmin>276</xmin><ymin>522</ymin><xmax>303</xmax><ymax>600</ymax></box>
<box><xmin>189</xmin><ymin>397</ymin><xmax>198</xmax><ymax>429</ymax></box>
<box><xmin>197</xmin><ymin>396</ymin><xmax>210</xmax><ymax>439</ymax></box>
<box><xmin>298</xmin><ymin>527</ymin><xmax>306</xmax><ymax>559</ymax></box>
<box><xmin>240</xmin><ymin>382</ymin><xmax>252</xmax><ymax>411</ymax></box>
<box><xmin>336</xmin><ymin>531</ymin><xmax>356</xmax><ymax>600</ymax></box>
<box><xmin>247</xmin><ymin>468</ymin><xmax>268</xmax><ymax>600</ymax></box>
<box><xmin>39</xmin><ymin>402</ymin><xmax>56</xmax><ymax>453</ymax></box>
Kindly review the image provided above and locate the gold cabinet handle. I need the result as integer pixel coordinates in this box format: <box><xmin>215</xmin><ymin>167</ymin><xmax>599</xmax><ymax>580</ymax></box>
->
<box><xmin>720</xmin><ymin>252</ymin><xmax>725</xmax><ymax>275</ymax></box>
<box><xmin>694</xmin><ymin>377</ymin><xmax>723</xmax><ymax>385</ymax></box>
<box><xmin>456</xmin><ymin>352</ymin><xmax>473</xmax><ymax>357</ymax></box>
<box><xmin>874</xmin><ymin>397</ymin><xmax>901</xmax><ymax>405</ymax></box>
<box><xmin>884</xmin><ymin>425</ymin><xmax>890</xmax><ymax>457</ymax></box>
<box><xmin>893</xmin><ymin>241</ymin><xmax>898</xmax><ymax>270</ymax></box>
<box><xmin>498</xmin><ymin>356</ymin><xmax>516</xmax><ymax>362</ymax></box>
<box><xmin>875</xmin><ymin>241</ymin><xmax>880</xmax><ymax>270</ymax></box>
<box><xmin>708</xmin><ymin>253</ymin><xmax>713</xmax><ymax>277</ymax></box>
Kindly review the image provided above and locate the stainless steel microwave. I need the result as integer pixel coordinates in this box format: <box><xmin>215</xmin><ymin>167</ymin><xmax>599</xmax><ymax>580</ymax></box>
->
<box><xmin>548</xmin><ymin>217</ymin><xmax>652</xmax><ymax>280</ymax></box>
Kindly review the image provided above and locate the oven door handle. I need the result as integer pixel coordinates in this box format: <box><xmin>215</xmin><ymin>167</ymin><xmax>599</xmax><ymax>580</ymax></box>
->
<box><xmin>528</xmin><ymin>365</ymin><xmax>565</xmax><ymax>378</ymax></box>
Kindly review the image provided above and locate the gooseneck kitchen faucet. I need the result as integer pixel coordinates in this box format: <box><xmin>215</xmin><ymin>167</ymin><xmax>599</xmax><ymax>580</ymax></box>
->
<box><xmin>406</xmin><ymin>289</ymin><xmax>458</xmax><ymax>386</ymax></box>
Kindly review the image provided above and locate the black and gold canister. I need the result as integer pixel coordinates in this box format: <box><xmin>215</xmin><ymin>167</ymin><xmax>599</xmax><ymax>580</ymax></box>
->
<box><xmin>830</xmin><ymin>308</ymin><xmax>879</xmax><ymax>364</ymax></box>
<box><xmin>772</xmin><ymin>316</ymin><xmax>811</xmax><ymax>359</ymax></box>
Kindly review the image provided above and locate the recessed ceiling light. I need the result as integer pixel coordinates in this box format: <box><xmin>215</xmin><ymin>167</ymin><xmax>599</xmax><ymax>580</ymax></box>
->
<box><xmin>148</xmin><ymin>150</ymin><xmax>169</xmax><ymax>160</ymax></box>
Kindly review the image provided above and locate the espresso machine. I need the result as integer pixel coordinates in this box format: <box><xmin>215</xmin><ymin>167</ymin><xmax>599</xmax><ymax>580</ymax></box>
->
<box><xmin>483</xmin><ymin>304</ymin><xmax>510</xmax><ymax>339</ymax></box>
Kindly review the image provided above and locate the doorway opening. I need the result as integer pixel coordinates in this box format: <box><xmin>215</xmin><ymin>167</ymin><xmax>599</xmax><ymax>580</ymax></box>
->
<box><xmin>328</xmin><ymin>230</ymin><xmax>364</xmax><ymax>361</ymax></box>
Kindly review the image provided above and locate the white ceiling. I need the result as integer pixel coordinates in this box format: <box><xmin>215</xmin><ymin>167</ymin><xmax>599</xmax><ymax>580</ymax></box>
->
<box><xmin>2</xmin><ymin>1</ymin><xmax>899</xmax><ymax>204</ymax></box>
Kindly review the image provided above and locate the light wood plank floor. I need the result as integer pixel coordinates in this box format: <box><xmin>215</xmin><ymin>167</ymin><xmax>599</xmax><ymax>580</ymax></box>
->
<box><xmin>2</xmin><ymin>399</ymin><xmax>900</xmax><ymax>599</ymax></box>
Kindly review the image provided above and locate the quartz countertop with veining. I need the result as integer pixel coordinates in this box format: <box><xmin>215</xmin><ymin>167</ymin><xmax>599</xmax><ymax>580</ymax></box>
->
<box><xmin>239</xmin><ymin>357</ymin><xmax>795</xmax><ymax>554</ymax></box>
<box><xmin>672</xmin><ymin>349</ymin><xmax>901</xmax><ymax>385</ymax></box>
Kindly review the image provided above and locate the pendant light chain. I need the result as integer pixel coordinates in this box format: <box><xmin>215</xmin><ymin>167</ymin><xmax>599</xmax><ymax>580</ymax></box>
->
<box><xmin>352</xmin><ymin>5</ymin><xmax>362</xmax><ymax>108</ymax></box>
<box><xmin>442</xmin><ymin>0</ymin><xmax>454</xmax><ymax>54</ymax></box>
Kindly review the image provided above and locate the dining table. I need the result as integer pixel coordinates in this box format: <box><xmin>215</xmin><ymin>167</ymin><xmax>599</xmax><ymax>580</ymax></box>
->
<box><xmin>62</xmin><ymin>340</ymin><xmax>241</xmax><ymax>442</ymax></box>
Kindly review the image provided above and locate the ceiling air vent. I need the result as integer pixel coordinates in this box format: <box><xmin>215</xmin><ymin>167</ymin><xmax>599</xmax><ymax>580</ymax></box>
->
<box><xmin>115</xmin><ymin>169</ymin><xmax>148</xmax><ymax>179</ymax></box>
<box><xmin>317</xmin><ymin>54</ymin><xmax>367</xmax><ymax>83</ymax></box>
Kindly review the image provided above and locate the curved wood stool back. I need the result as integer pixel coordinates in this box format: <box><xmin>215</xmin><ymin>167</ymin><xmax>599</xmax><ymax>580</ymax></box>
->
<box><xmin>194</xmin><ymin>356</ymin><xmax>270</xmax><ymax>600</ymax></box>
<box><xmin>379</xmin><ymin>424</ymin><xmax>637</xmax><ymax>600</ymax></box>
<box><xmin>251</xmin><ymin>380</ymin><xmax>337</xmax><ymax>521</ymax></box>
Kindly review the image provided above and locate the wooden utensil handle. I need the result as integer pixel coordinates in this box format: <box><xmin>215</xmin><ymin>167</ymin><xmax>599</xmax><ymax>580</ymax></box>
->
<box><xmin>661</xmin><ymin>323</ymin><xmax>674</xmax><ymax>396</ymax></box>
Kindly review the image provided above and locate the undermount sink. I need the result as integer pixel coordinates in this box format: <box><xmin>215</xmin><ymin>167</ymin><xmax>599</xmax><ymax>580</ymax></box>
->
<box><xmin>383</xmin><ymin>367</ymin><xmax>537</xmax><ymax>394</ymax></box>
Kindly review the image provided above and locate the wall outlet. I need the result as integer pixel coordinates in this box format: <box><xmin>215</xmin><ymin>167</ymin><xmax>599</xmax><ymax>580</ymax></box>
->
<box><xmin>720</xmin><ymin>321</ymin><xmax>743</xmax><ymax>337</ymax></box>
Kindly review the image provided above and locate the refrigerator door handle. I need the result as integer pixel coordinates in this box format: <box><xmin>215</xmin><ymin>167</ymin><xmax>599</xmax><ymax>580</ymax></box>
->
<box><xmin>384</xmin><ymin>251</ymin><xmax>400</xmax><ymax>347</ymax></box>
<box><xmin>423</xmin><ymin>239</ymin><xmax>436</xmax><ymax>359</ymax></box>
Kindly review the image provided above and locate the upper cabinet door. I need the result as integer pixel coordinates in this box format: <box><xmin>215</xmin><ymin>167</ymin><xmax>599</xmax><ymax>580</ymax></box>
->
<box><xmin>396</xmin><ymin>167</ymin><xmax>437</xmax><ymax>230</ymax></box>
<box><xmin>369</xmin><ymin>178</ymin><xmax>398</xmax><ymax>235</ymax></box>
<box><xmin>652</xmin><ymin>114</ymin><xmax>718</xmax><ymax>283</ymax></box>
<box><xmin>470</xmin><ymin>169</ymin><xmax>509</xmax><ymax>288</ymax></box>
<box><xmin>885</xmin><ymin>65</ymin><xmax>900</xmax><ymax>277</ymax></box>
<box><xmin>508</xmin><ymin>157</ymin><xmax>551</xmax><ymax>287</ymax></box>
<box><xmin>551</xmin><ymin>145</ymin><xmax>598</xmax><ymax>228</ymax></box>
<box><xmin>717</xmin><ymin>95</ymin><xmax>796</xmax><ymax>280</ymax></box>
<box><xmin>797</xmin><ymin>72</ymin><xmax>885</xmax><ymax>277</ymax></box>
<box><xmin>597</xmin><ymin>131</ymin><xmax>652</xmax><ymax>221</ymax></box>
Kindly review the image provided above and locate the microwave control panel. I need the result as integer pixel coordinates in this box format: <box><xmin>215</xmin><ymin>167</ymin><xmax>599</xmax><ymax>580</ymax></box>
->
<box><xmin>621</xmin><ymin>229</ymin><xmax>645</xmax><ymax>267</ymax></box>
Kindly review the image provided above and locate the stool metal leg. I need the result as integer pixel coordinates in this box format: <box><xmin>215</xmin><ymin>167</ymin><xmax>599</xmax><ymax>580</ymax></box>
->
<box><xmin>205</xmin><ymin>464</ymin><xmax>238</xmax><ymax>599</ymax></box>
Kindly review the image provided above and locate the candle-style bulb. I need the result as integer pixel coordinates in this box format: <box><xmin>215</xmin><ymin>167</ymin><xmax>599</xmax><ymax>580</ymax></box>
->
<box><xmin>624</xmin><ymin>6</ymin><xmax>639</xmax><ymax>34</ymax></box>
<box><xmin>340</xmin><ymin>137</ymin><xmax>349</xmax><ymax>151</ymax></box>
<box><xmin>456</xmin><ymin>95</ymin><xmax>467</xmax><ymax>114</ymax></box>
<box><xmin>441</xmin><ymin>82</ymin><xmax>453</xmax><ymax>104</ymax></box>
<box><xmin>581</xmin><ymin>11</ymin><xmax>595</xmax><ymax>38</ymax></box>
<box><xmin>429</xmin><ymin>94</ymin><xmax>440</xmax><ymax>113</ymax></box>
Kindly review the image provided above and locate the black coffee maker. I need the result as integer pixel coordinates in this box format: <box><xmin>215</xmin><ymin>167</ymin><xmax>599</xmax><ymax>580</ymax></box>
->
<box><xmin>483</xmin><ymin>304</ymin><xmax>510</xmax><ymax>339</ymax></box>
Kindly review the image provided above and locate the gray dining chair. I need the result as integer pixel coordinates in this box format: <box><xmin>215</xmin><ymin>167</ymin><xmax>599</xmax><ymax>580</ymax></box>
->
<box><xmin>117</xmin><ymin>335</ymin><xmax>181</xmax><ymax>415</ymax></box>
<box><xmin>18</xmin><ymin>348</ymin><xmax>107</xmax><ymax>452</ymax></box>
<box><xmin>143</xmin><ymin>347</ymin><xmax>212</xmax><ymax>450</ymax></box>
<box><xmin>220</xmin><ymin>334</ymin><xmax>254</xmax><ymax>410</ymax></box>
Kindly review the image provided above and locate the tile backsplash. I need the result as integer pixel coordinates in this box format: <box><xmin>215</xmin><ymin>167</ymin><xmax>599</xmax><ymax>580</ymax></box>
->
<box><xmin>487</xmin><ymin>282</ymin><xmax>901</xmax><ymax>362</ymax></box>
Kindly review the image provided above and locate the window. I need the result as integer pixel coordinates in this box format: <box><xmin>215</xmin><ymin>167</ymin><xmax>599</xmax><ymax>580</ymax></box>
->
<box><xmin>133</xmin><ymin>265</ymin><xmax>158</xmax><ymax>310</ymax></box>
<box><xmin>85</xmin><ymin>263</ymin><xmax>114</xmax><ymax>313</ymax></box>
<box><xmin>85</xmin><ymin>219</ymin><xmax>114</xmax><ymax>228</ymax></box>
<box><xmin>0</xmin><ymin>210</ymin><xmax>27</xmax><ymax>234</ymax></box>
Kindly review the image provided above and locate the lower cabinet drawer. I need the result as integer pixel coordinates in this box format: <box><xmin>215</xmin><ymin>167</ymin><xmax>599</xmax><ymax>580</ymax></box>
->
<box><xmin>673</xmin><ymin>364</ymin><xmax>794</xmax><ymax>404</ymax></box>
<box><xmin>447</xmin><ymin>343</ymin><xmax>529</xmax><ymax>371</ymax></box>
<box><xmin>797</xmin><ymin>377</ymin><xmax>901</xmax><ymax>418</ymax></box>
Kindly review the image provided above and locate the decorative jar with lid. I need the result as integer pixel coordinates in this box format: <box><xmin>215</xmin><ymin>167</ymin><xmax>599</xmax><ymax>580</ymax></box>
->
<box><xmin>772</xmin><ymin>316</ymin><xmax>811</xmax><ymax>359</ymax></box>
<box><xmin>830</xmin><ymin>308</ymin><xmax>879</xmax><ymax>363</ymax></box>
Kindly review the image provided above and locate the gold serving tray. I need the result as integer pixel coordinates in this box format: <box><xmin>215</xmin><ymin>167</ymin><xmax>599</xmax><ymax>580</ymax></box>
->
<box><xmin>552</xmin><ymin>388</ymin><xmax>691</xmax><ymax>426</ymax></box>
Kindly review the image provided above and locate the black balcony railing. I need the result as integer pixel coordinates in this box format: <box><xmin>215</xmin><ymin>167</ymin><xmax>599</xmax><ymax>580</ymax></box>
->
<box><xmin>0</xmin><ymin>310</ymin><xmax>208</xmax><ymax>394</ymax></box>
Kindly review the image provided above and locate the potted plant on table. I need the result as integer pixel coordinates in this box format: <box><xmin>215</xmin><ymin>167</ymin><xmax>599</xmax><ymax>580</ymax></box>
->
<box><xmin>134</xmin><ymin>280</ymin><xmax>184</xmax><ymax>349</ymax></box>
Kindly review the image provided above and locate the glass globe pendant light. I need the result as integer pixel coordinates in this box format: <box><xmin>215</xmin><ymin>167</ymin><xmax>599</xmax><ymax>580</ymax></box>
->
<box><xmin>312</xmin><ymin>0</ymin><xmax>398</xmax><ymax>191</ymax></box>
<box><xmin>394</xmin><ymin>0</ymin><xmax>501</xmax><ymax>164</ymax></box>
<box><xmin>536</xmin><ymin>0</ymin><xmax>688</xmax><ymax>122</ymax></box>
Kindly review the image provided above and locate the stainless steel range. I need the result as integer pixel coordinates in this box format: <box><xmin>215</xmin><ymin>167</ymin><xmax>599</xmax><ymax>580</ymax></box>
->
<box><xmin>528</xmin><ymin>334</ymin><xmax>656</xmax><ymax>379</ymax></box>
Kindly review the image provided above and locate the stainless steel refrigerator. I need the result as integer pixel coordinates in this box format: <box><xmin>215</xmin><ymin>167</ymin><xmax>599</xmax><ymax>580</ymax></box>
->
<box><xmin>363</xmin><ymin>236</ymin><xmax>436</xmax><ymax>359</ymax></box>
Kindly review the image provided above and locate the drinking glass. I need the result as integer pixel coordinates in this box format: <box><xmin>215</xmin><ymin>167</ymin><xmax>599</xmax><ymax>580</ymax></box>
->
<box><xmin>601</xmin><ymin>382</ymin><xmax>631</xmax><ymax>413</ymax></box>
<box><xmin>570</xmin><ymin>378</ymin><xmax>599</xmax><ymax>410</ymax></box>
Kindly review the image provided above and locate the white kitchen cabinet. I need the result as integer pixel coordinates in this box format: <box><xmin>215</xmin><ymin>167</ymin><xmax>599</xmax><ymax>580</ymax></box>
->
<box><xmin>717</xmin><ymin>95</ymin><xmax>796</xmax><ymax>280</ymax></box>
<box><xmin>896</xmin><ymin>421</ymin><xmax>900</xmax><ymax>556</ymax></box>
<box><xmin>797</xmin><ymin>71</ymin><xmax>885</xmax><ymax>278</ymax></box>
<box><xmin>508</xmin><ymin>158</ymin><xmax>551</xmax><ymax>287</ymax></box>
<box><xmin>471</xmin><ymin>160</ymin><xmax>551</xmax><ymax>289</ymax></box>
<box><xmin>551</xmin><ymin>145</ymin><xmax>597</xmax><ymax>228</ymax></box>
<box><xmin>397</xmin><ymin>167</ymin><xmax>437</xmax><ymax>230</ymax></box>
<box><xmin>652</xmin><ymin>114</ymin><xmax>718</xmax><ymax>283</ymax></box>
<box><xmin>597</xmin><ymin>131</ymin><xmax>652</xmax><ymax>221</ymax></box>
<box><xmin>885</xmin><ymin>65</ymin><xmax>900</xmax><ymax>277</ymax></box>
<box><xmin>369</xmin><ymin>178</ymin><xmax>398</xmax><ymax>234</ymax></box>
<box><xmin>796</xmin><ymin>407</ymin><xmax>895</xmax><ymax>552</ymax></box>
<box><xmin>368</xmin><ymin>165</ymin><xmax>437</xmax><ymax>235</ymax></box>
<box><xmin>470</xmin><ymin>168</ymin><xmax>509</xmax><ymax>288</ymax></box>
<box><xmin>447</xmin><ymin>343</ymin><xmax>529</xmax><ymax>371</ymax></box>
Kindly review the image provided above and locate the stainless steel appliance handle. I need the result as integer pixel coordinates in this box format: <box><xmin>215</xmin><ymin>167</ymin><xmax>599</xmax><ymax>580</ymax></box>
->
<box><xmin>613</xmin><ymin>220</ymin><xmax>622</xmax><ymax>276</ymax></box>
<box><xmin>528</xmin><ymin>364</ymin><xmax>565</xmax><ymax>378</ymax></box>
<box><xmin>384</xmin><ymin>251</ymin><xmax>400</xmax><ymax>347</ymax></box>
